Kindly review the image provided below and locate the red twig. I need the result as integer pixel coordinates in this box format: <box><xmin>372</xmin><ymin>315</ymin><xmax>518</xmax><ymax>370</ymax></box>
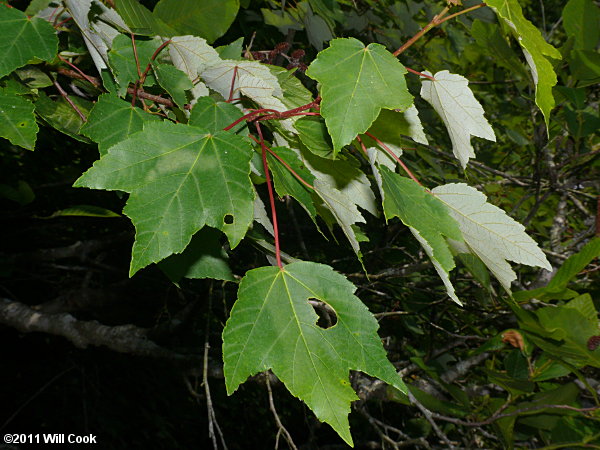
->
<box><xmin>140</xmin><ymin>39</ymin><xmax>172</xmax><ymax>84</ymax></box>
<box><xmin>364</xmin><ymin>132</ymin><xmax>421</xmax><ymax>185</ymax></box>
<box><xmin>249</xmin><ymin>135</ymin><xmax>315</xmax><ymax>190</ymax></box>
<box><xmin>256</xmin><ymin>123</ymin><xmax>283</xmax><ymax>269</ymax></box>
<box><xmin>223</xmin><ymin>109</ymin><xmax>281</xmax><ymax>131</ymax></box>
<box><xmin>355</xmin><ymin>135</ymin><xmax>368</xmax><ymax>155</ymax></box>
<box><xmin>406</xmin><ymin>67</ymin><xmax>435</xmax><ymax>80</ymax></box>
<box><xmin>54</xmin><ymin>16</ymin><xmax>72</xmax><ymax>28</ymax></box>
<box><xmin>393</xmin><ymin>3</ymin><xmax>487</xmax><ymax>56</ymax></box>
<box><xmin>130</xmin><ymin>34</ymin><xmax>142</xmax><ymax>107</ymax></box>
<box><xmin>131</xmin><ymin>34</ymin><xmax>142</xmax><ymax>79</ymax></box>
<box><xmin>227</xmin><ymin>66</ymin><xmax>239</xmax><ymax>103</ymax></box>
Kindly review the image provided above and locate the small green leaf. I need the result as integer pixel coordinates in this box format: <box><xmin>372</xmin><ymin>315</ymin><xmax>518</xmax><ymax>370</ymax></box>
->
<box><xmin>295</xmin><ymin>116</ymin><xmax>334</xmax><ymax>159</ymax></box>
<box><xmin>154</xmin><ymin>0</ymin><xmax>240</xmax><ymax>44</ymax></box>
<box><xmin>306</xmin><ymin>38</ymin><xmax>413</xmax><ymax>154</ymax></box>
<box><xmin>74</xmin><ymin>121</ymin><xmax>255</xmax><ymax>276</ymax></box>
<box><xmin>267</xmin><ymin>146</ymin><xmax>317</xmax><ymax>221</ymax></box>
<box><xmin>0</xmin><ymin>92</ymin><xmax>38</xmax><ymax>150</ymax></box>
<box><xmin>44</xmin><ymin>205</ymin><xmax>121</xmax><ymax>218</ymax></box>
<box><xmin>0</xmin><ymin>5</ymin><xmax>58</xmax><ymax>78</ymax></box>
<box><xmin>189</xmin><ymin>97</ymin><xmax>243</xmax><ymax>133</ymax></box>
<box><xmin>270</xmin><ymin>66</ymin><xmax>314</xmax><ymax>110</ymax></box>
<box><xmin>216</xmin><ymin>37</ymin><xmax>244</xmax><ymax>60</ymax></box>
<box><xmin>223</xmin><ymin>261</ymin><xmax>406</xmax><ymax>446</ymax></box>
<box><xmin>35</xmin><ymin>92</ymin><xmax>92</xmax><ymax>143</ymax></box>
<box><xmin>159</xmin><ymin>227</ymin><xmax>234</xmax><ymax>282</ymax></box>
<box><xmin>152</xmin><ymin>63</ymin><xmax>193</xmax><ymax>109</ymax></box>
<box><xmin>81</xmin><ymin>93</ymin><xmax>160</xmax><ymax>156</ymax></box>
<box><xmin>514</xmin><ymin>238</ymin><xmax>600</xmax><ymax>301</ymax></box>
<box><xmin>486</xmin><ymin>0</ymin><xmax>562</xmax><ymax>128</ymax></box>
<box><xmin>108</xmin><ymin>35</ymin><xmax>161</xmax><ymax>97</ymax></box>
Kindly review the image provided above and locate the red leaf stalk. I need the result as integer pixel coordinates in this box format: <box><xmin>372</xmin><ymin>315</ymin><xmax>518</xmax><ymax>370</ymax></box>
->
<box><xmin>256</xmin><ymin>123</ymin><xmax>283</xmax><ymax>268</ymax></box>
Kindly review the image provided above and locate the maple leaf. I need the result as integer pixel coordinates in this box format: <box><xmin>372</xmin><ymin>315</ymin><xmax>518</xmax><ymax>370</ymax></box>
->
<box><xmin>0</xmin><ymin>92</ymin><xmax>38</xmax><ymax>150</ymax></box>
<box><xmin>420</xmin><ymin>70</ymin><xmax>495</xmax><ymax>169</ymax></box>
<box><xmin>223</xmin><ymin>261</ymin><xmax>406</xmax><ymax>446</ymax></box>
<box><xmin>80</xmin><ymin>94</ymin><xmax>160</xmax><ymax>156</ymax></box>
<box><xmin>306</xmin><ymin>38</ymin><xmax>413</xmax><ymax>154</ymax></box>
<box><xmin>432</xmin><ymin>183</ymin><xmax>552</xmax><ymax>291</ymax></box>
<box><xmin>486</xmin><ymin>0</ymin><xmax>562</xmax><ymax>128</ymax></box>
<box><xmin>74</xmin><ymin>121</ymin><xmax>255</xmax><ymax>275</ymax></box>
<box><xmin>0</xmin><ymin>5</ymin><xmax>58</xmax><ymax>78</ymax></box>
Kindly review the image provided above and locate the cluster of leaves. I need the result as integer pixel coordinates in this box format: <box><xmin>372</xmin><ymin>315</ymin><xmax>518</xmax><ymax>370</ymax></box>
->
<box><xmin>1</xmin><ymin>0</ymin><xmax>599</xmax><ymax>447</ymax></box>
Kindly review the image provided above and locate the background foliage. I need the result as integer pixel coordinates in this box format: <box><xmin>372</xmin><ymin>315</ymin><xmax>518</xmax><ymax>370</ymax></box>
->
<box><xmin>1</xmin><ymin>0</ymin><xmax>599</xmax><ymax>448</ymax></box>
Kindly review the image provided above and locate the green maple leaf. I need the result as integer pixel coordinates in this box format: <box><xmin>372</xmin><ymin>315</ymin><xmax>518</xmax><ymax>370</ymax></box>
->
<box><xmin>152</xmin><ymin>63</ymin><xmax>193</xmax><ymax>110</ymax></box>
<box><xmin>74</xmin><ymin>121</ymin><xmax>254</xmax><ymax>276</ymax></box>
<box><xmin>0</xmin><ymin>92</ymin><xmax>38</xmax><ymax>150</ymax></box>
<box><xmin>306</xmin><ymin>38</ymin><xmax>413</xmax><ymax>154</ymax></box>
<box><xmin>223</xmin><ymin>261</ymin><xmax>406</xmax><ymax>446</ymax></box>
<box><xmin>486</xmin><ymin>0</ymin><xmax>562</xmax><ymax>128</ymax></box>
<box><xmin>0</xmin><ymin>5</ymin><xmax>58</xmax><ymax>79</ymax></box>
<box><xmin>108</xmin><ymin>35</ymin><xmax>161</xmax><ymax>96</ymax></box>
<box><xmin>188</xmin><ymin>97</ymin><xmax>243</xmax><ymax>133</ymax></box>
<box><xmin>81</xmin><ymin>94</ymin><xmax>160</xmax><ymax>156</ymax></box>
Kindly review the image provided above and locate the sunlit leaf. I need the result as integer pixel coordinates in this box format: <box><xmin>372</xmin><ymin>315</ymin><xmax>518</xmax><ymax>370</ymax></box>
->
<box><xmin>306</xmin><ymin>38</ymin><xmax>413</xmax><ymax>154</ymax></box>
<box><xmin>81</xmin><ymin>93</ymin><xmax>160</xmax><ymax>155</ymax></box>
<box><xmin>74</xmin><ymin>121</ymin><xmax>254</xmax><ymax>275</ymax></box>
<box><xmin>223</xmin><ymin>261</ymin><xmax>406</xmax><ymax>446</ymax></box>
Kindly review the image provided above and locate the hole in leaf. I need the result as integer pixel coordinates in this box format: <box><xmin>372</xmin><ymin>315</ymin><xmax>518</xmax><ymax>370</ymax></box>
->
<box><xmin>309</xmin><ymin>298</ymin><xmax>338</xmax><ymax>329</ymax></box>
<box><xmin>224</xmin><ymin>214</ymin><xmax>234</xmax><ymax>225</ymax></box>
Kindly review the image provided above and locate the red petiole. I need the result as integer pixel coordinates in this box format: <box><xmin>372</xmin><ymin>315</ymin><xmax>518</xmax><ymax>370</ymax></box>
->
<box><xmin>249</xmin><ymin>135</ymin><xmax>315</xmax><ymax>191</ymax></box>
<box><xmin>364</xmin><ymin>132</ymin><xmax>422</xmax><ymax>186</ymax></box>
<box><xmin>256</xmin><ymin>123</ymin><xmax>283</xmax><ymax>269</ymax></box>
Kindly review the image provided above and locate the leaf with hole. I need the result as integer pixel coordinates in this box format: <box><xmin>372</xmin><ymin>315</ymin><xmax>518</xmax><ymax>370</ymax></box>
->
<box><xmin>223</xmin><ymin>261</ymin><xmax>406</xmax><ymax>446</ymax></box>
<box><xmin>74</xmin><ymin>121</ymin><xmax>254</xmax><ymax>276</ymax></box>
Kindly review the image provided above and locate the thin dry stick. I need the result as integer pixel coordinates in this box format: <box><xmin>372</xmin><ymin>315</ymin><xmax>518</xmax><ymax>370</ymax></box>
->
<box><xmin>265</xmin><ymin>376</ymin><xmax>298</xmax><ymax>450</ymax></box>
<box><xmin>203</xmin><ymin>285</ymin><xmax>228</xmax><ymax>450</ymax></box>
<box><xmin>408</xmin><ymin>390</ymin><xmax>456</xmax><ymax>449</ymax></box>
